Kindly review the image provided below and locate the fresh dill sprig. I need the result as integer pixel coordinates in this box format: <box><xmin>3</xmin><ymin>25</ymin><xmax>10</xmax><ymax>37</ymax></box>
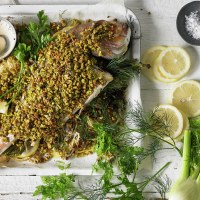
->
<box><xmin>152</xmin><ymin>174</ymin><xmax>172</xmax><ymax>200</ymax></box>
<box><xmin>103</xmin><ymin>57</ymin><xmax>143</xmax><ymax>91</ymax></box>
<box><xmin>126</xmin><ymin>102</ymin><xmax>182</xmax><ymax>155</ymax></box>
<box><xmin>79</xmin><ymin>182</ymin><xmax>106</xmax><ymax>200</ymax></box>
<box><xmin>139</xmin><ymin>138</ymin><xmax>162</xmax><ymax>162</ymax></box>
<box><xmin>138</xmin><ymin>162</ymin><xmax>171</xmax><ymax>192</ymax></box>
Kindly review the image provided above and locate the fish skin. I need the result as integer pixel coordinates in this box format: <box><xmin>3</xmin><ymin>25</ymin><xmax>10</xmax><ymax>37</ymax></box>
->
<box><xmin>58</xmin><ymin>20</ymin><xmax>131</xmax><ymax>59</ymax></box>
<box><xmin>91</xmin><ymin>20</ymin><xmax>131</xmax><ymax>59</ymax></box>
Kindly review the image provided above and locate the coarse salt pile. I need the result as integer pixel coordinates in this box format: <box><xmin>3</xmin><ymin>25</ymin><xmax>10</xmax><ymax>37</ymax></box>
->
<box><xmin>185</xmin><ymin>11</ymin><xmax>200</xmax><ymax>40</ymax></box>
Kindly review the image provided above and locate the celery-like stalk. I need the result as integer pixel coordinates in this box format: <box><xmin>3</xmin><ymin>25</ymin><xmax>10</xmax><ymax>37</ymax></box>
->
<box><xmin>168</xmin><ymin>130</ymin><xmax>200</xmax><ymax>200</ymax></box>
<box><xmin>197</xmin><ymin>173</ymin><xmax>200</xmax><ymax>185</ymax></box>
<box><xmin>169</xmin><ymin>130</ymin><xmax>191</xmax><ymax>193</ymax></box>
<box><xmin>180</xmin><ymin>130</ymin><xmax>191</xmax><ymax>180</ymax></box>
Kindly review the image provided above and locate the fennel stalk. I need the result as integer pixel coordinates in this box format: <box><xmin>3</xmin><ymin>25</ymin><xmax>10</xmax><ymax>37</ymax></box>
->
<box><xmin>168</xmin><ymin>130</ymin><xmax>200</xmax><ymax>200</ymax></box>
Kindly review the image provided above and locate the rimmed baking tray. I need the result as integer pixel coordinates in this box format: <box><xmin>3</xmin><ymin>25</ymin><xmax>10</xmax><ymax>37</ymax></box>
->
<box><xmin>0</xmin><ymin>4</ymin><xmax>141</xmax><ymax>175</ymax></box>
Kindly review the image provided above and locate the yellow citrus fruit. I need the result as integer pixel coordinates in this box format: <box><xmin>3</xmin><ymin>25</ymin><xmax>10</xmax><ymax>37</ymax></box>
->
<box><xmin>174</xmin><ymin>110</ymin><xmax>189</xmax><ymax>141</ymax></box>
<box><xmin>141</xmin><ymin>46</ymin><xmax>166</xmax><ymax>80</ymax></box>
<box><xmin>171</xmin><ymin>80</ymin><xmax>200</xmax><ymax>117</ymax></box>
<box><xmin>156</xmin><ymin>47</ymin><xmax>190</xmax><ymax>79</ymax></box>
<box><xmin>0</xmin><ymin>101</ymin><xmax>8</xmax><ymax>114</ymax></box>
<box><xmin>155</xmin><ymin>104</ymin><xmax>184</xmax><ymax>139</ymax></box>
<box><xmin>153</xmin><ymin>62</ymin><xmax>178</xmax><ymax>83</ymax></box>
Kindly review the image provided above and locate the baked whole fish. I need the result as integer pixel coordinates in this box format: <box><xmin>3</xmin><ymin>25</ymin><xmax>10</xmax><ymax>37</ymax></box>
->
<box><xmin>0</xmin><ymin>19</ymin><xmax>131</xmax><ymax>162</ymax></box>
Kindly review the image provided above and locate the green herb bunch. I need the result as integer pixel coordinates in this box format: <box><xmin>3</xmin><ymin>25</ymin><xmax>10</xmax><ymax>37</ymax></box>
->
<box><xmin>0</xmin><ymin>10</ymin><xmax>52</xmax><ymax>103</ymax></box>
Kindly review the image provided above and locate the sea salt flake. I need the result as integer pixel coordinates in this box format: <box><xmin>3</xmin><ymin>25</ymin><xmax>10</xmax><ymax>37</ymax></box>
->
<box><xmin>185</xmin><ymin>11</ymin><xmax>200</xmax><ymax>40</ymax></box>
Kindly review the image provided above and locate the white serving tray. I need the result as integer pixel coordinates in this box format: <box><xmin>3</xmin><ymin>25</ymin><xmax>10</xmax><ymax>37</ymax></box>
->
<box><xmin>0</xmin><ymin>4</ymin><xmax>141</xmax><ymax>175</ymax></box>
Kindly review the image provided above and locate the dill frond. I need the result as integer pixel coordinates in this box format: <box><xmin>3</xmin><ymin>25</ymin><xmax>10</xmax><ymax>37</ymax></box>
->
<box><xmin>138</xmin><ymin>138</ymin><xmax>162</xmax><ymax>162</ymax></box>
<box><xmin>103</xmin><ymin>56</ymin><xmax>142</xmax><ymax>91</ymax></box>
<box><xmin>126</xmin><ymin>102</ymin><xmax>182</xmax><ymax>155</ymax></box>
<box><xmin>127</xmin><ymin>102</ymin><xmax>171</xmax><ymax>136</ymax></box>
<box><xmin>152</xmin><ymin>174</ymin><xmax>172</xmax><ymax>200</ymax></box>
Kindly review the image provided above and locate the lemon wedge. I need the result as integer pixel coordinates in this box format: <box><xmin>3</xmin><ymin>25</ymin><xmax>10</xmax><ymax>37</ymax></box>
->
<box><xmin>155</xmin><ymin>104</ymin><xmax>184</xmax><ymax>139</ymax></box>
<box><xmin>141</xmin><ymin>46</ymin><xmax>166</xmax><ymax>80</ymax></box>
<box><xmin>171</xmin><ymin>80</ymin><xmax>200</xmax><ymax>117</ymax></box>
<box><xmin>156</xmin><ymin>47</ymin><xmax>191</xmax><ymax>79</ymax></box>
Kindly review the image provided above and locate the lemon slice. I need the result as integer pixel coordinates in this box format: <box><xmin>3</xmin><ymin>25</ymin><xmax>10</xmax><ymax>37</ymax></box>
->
<box><xmin>155</xmin><ymin>104</ymin><xmax>184</xmax><ymax>139</ymax></box>
<box><xmin>171</xmin><ymin>80</ymin><xmax>200</xmax><ymax>117</ymax></box>
<box><xmin>174</xmin><ymin>111</ymin><xmax>189</xmax><ymax>141</ymax></box>
<box><xmin>17</xmin><ymin>139</ymin><xmax>40</xmax><ymax>159</ymax></box>
<box><xmin>141</xmin><ymin>46</ymin><xmax>166</xmax><ymax>80</ymax></box>
<box><xmin>153</xmin><ymin>62</ymin><xmax>177</xmax><ymax>83</ymax></box>
<box><xmin>156</xmin><ymin>47</ymin><xmax>190</xmax><ymax>79</ymax></box>
<box><xmin>0</xmin><ymin>101</ymin><xmax>8</xmax><ymax>114</ymax></box>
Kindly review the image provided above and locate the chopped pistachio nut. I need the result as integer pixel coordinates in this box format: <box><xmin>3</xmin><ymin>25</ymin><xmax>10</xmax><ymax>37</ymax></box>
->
<box><xmin>0</xmin><ymin>20</ymin><xmax>115</xmax><ymax>162</ymax></box>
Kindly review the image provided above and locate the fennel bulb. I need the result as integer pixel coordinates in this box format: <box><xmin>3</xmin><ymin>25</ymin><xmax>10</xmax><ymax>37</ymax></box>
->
<box><xmin>169</xmin><ymin>130</ymin><xmax>200</xmax><ymax>200</ymax></box>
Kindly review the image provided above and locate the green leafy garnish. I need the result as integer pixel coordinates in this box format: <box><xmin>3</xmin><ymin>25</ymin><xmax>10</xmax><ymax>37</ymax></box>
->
<box><xmin>34</xmin><ymin>161</ymin><xmax>170</xmax><ymax>200</ymax></box>
<box><xmin>127</xmin><ymin>102</ymin><xmax>182</xmax><ymax>155</ymax></box>
<box><xmin>18</xmin><ymin>10</ymin><xmax>52</xmax><ymax>59</ymax></box>
<box><xmin>152</xmin><ymin>175</ymin><xmax>172</xmax><ymax>200</ymax></box>
<box><xmin>0</xmin><ymin>10</ymin><xmax>52</xmax><ymax>103</ymax></box>
<box><xmin>103</xmin><ymin>57</ymin><xmax>142</xmax><ymax>91</ymax></box>
<box><xmin>33</xmin><ymin>173</ymin><xmax>79</xmax><ymax>200</ymax></box>
<box><xmin>0</xmin><ymin>43</ymin><xmax>31</xmax><ymax>103</ymax></box>
<box><xmin>26</xmin><ymin>10</ymin><xmax>52</xmax><ymax>59</ymax></box>
<box><xmin>13</xmin><ymin>43</ymin><xmax>31</xmax><ymax>62</ymax></box>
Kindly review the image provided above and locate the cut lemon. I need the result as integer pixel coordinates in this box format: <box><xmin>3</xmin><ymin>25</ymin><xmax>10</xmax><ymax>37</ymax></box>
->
<box><xmin>174</xmin><ymin>111</ymin><xmax>189</xmax><ymax>141</ymax></box>
<box><xmin>171</xmin><ymin>80</ymin><xmax>200</xmax><ymax>117</ymax></box>
<box><xmin>155</xmin><ymin>104</ymin><xmax>184</xmax><ymax>139</ymax></box>
<box><xmin>153</xmin><ymin>62</ymin><xmax>177</xmax><ymax>83</ymax></box>
<box><xmin>141</xmin><ymin>46</ymin><xmax>166</xmax><ymax>80</ymax></box>
<box><xmin>0</xmin><ymin>101</ymin><xmax>8</xmax><ymax>114</ymax></box>
<box><xmin>156</xmin><ymin>47</ymin><xmax>190</xmax><ymax>79</ymax></box>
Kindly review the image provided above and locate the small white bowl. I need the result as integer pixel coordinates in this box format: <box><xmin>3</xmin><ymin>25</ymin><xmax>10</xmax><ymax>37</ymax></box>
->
<box><xmin>0</xmin><ymin>17</ymin><xmax>16</xmax><ymax>60</ymax></box>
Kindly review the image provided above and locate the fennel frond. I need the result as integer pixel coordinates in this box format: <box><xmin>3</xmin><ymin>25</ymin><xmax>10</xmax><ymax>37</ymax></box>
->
<box><xmin>126</xmin><ymin>102</ymin><xmax>182</xmax><ymax>155</ymax></box>
<box><xmin>103</xmin><ymin>56</ymin><xmax>142</xmax><ymax>91</ymax></box>
<box><xmin>152</xmin><ymin>175</ymin><xmax>172</xmax><ymax>200</ymax></box>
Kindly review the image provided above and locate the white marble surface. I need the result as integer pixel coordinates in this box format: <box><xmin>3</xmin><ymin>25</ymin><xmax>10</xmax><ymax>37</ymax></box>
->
<box><xmin>0</xmin><ymin>0</ymin><xmax>199</xmax><ymax>199</ymax></box>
